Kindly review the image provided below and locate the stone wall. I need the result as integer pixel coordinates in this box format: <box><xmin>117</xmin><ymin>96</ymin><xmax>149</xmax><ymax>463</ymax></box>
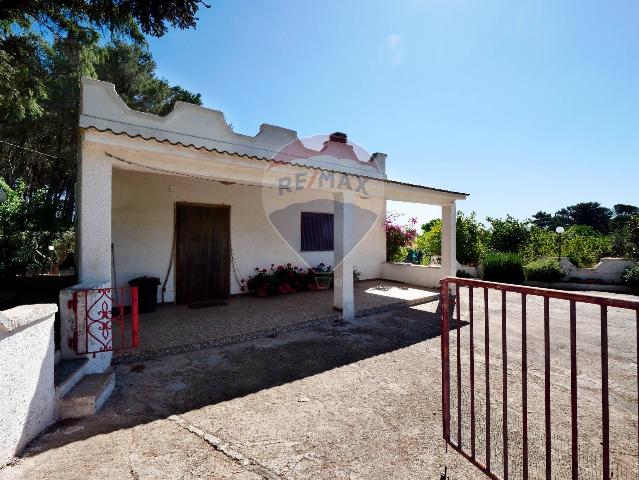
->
<box><xmin>559</xmin><ymin>257</ymin><xmax>636</xmax><ymax>284</ymax></box>
<box><xmin>380</xmin><ymin>262</ymin><xmax>444</xmax><ymax>289</ymax></box>
<box><xmin>0</xmin><ymin>304</ymin><xmax>57</xmax><ymax>466</ymax></box>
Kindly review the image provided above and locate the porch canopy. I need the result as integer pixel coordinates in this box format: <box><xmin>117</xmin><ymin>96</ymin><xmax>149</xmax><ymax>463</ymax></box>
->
<box><xmin>77</xmin><ymin>78</ymin><xmax>467</xmax><ymax>319</ymax></box>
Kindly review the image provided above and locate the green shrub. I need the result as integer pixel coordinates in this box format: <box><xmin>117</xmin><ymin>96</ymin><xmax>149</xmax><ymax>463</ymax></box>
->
<box><xmin>414</xmin><ymin>211</ymin><xmax>484</xmax><ymax>265</ymax></box>
<box><xmin>525</xmin><ymin>258</ymin><xmax>565</xmax><ymax>282</ymax></box>
<box><xmin>481</xmin><ymin>252</ymin><xmax>525</xmax><ymax>284</ymax></box>
<box><xmin>485</xmin><ymin>215</ymin><xmax>530</xmax><ymax>254</ymax></box>
<box><xmin>562</xmin><ymin>225</ymin><xmax>612</xmax><ymax>268</ymax></box>
<box><xmin>415</xmin><ymin>220</ymin><xmax>441</xmax><ymax>256</ymax></box>
<box><xmin>0</xmin><ymin>178</ymin><xmax>72</xmax><ymax>278</ymax></box>
<box><xmin>522</xmin><ymin>225</ymin><xmax>612</xmax><ymax>268</ymax></box>
<box><xmin>625</xmin><ymin>216</ymin><xmax>639</xmax><ymax>260</ymax></box>
<box><xmin>522</xmin><ymin>227</ymin><xmax>556</xmax><ymax>263</ymax></box>
<box><xmin>623</xmin><ymin>265</ymin><xmax>639</xmax><ymax>289</ymax></box>
<box><xmin>457</xmin><ymin>212</ymin><xmax>484</xmax><ymax>265</ymax></box>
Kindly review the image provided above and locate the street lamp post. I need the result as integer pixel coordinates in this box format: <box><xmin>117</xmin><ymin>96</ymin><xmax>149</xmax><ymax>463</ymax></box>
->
<box><xmin>555</xmin><ymin>226</ymin><xmax>565</xmax><ymax>262</ymax></box>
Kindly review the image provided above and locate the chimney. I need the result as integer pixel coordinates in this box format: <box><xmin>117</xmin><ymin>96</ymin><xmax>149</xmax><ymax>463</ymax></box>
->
<box><xmin>320</xmin><ymin>131</ymin><xmax>359</xmax><ymax>161</ymax></box>
<box><xmin>328</xmin><ymin>132</ymin><xmax>348</xmax><ymax>144</ymax></box>
<box><xmin>371</xmin><ymin>152</ymin><xmax>387</xmax><ymax>174</ymax></box>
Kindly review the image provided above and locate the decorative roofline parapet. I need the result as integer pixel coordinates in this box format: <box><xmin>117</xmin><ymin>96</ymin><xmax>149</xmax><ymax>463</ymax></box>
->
<box><xmin>80</xmin><ymin>77</ymin><xmax>386</xmax><ymax>178</ymax></box>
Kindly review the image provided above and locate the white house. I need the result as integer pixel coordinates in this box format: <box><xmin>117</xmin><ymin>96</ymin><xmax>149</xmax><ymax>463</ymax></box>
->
<box><xmin>76</xmin><ymin>77</ymin><xmax>467</xmax><ymax>320</ymax></box>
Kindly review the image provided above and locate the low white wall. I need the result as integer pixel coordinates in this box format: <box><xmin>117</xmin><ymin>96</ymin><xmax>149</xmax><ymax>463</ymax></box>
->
<box><xmin>0</xmin><ymin>304</ymin><xmax>58</xmax><ymax>466</ymax></box>
<box><xmin>380</xmin><ymin>262</ymin><xmax>444</xmax><ymax>289</ymax></box>
<box><xmin>559</xmin><ymin>257</ymin><xmax>636</xmax><ymax>284</ymax></box>
<box><xmin>457</xmin><ymin>264</ymin><xmax>480</xmax><ymax>278</ymax></box>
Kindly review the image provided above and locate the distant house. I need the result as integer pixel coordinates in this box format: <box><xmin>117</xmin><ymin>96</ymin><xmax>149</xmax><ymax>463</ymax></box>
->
<box><xmin>77</xmin><ymin>77</ymin><xmax>467</xmax><ymax>318</ymax></box>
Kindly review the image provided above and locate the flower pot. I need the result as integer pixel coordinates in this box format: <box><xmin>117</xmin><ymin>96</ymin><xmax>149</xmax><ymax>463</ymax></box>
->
<box><xmin>314</xmin><ymin>275</ymin><xmax>333</xmax><ymax>290</ymax></box>
<box><xmin>256</xmin><ymin>286</ymin><xmax>269</xmax><ymax>298</ymax></box>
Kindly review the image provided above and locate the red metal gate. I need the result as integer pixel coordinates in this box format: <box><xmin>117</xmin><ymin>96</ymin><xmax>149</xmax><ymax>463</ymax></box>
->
<box><xmin>440</xmin><ymin>276</ymin><xmax>639</xmax><ymax>480</ymax></box>
<box><xmin>71</xmin><ymin>287</ymin><xmax>139</xmax><ymax>355</ymax></box>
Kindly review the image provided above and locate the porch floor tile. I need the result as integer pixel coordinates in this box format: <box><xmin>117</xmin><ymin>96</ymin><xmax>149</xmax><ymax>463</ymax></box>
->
<box><xmin>114</xmin><ymin>280</ymin><xmax>438</xmax><ymax>363</ymax></box>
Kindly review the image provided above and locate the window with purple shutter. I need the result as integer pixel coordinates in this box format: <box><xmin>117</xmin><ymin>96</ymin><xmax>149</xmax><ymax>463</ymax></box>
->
<box><xmin>301</xmin><ymin>212</ymin><xmax>334</xmax><ymax>251</ymax></box>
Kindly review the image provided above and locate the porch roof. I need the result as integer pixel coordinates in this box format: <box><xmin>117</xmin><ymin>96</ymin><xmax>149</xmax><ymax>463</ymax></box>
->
<box><xmin>82</xmin><ymin>125</ymin><xmax>469</xmax><ymax>200</ymax></box>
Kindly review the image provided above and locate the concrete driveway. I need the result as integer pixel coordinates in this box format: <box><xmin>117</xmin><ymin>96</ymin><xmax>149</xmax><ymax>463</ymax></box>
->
<box><xmin>1</xmin><ymin>301</ymin><xmax>480</xmax><ymax>479</ymax></box>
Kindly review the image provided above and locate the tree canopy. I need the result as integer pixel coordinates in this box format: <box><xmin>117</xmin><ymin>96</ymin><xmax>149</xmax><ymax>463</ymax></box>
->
<box><xmin>0</xmin><ymin>1</ymin><xmax>205</xmax><ymax>277</ymax></box>
<box><xmin>1</xmin><ymin>0</ymin><xmax>208</xmax><ymax>121</ymax></box>
<box><xmin>0</xmin><ymin>3</ymin><xmax>204</xmax><ymax>224</ymax></box>
<box><xmin>1</xmin><ymin>0</ymin><xmax>207</xmax><ymax>38</ymax></box>
<box><xmin>530</xmin><ymin>202</ymin><xmax>634</xmax><ymax>234</ymax></box>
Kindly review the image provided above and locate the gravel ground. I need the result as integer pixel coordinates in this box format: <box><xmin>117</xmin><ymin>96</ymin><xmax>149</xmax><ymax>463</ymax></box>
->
<box><xmin>1</xmin><ymin>290</ymin><xmax>637</xmax><ymax>479</ymax></box>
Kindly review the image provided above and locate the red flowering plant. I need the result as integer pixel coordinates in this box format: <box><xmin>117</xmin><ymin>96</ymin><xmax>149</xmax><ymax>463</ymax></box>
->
<box><xmin>247</xmin><ymin>263</ymin><xmax>311</xmax><ymax>296</ymax></box>
<box><xmin>384</xmin><ymin>213</ymin><xmax>418</xmax><ymax>262</ymax></box>
<box><xmin>273</xmin><ymin>263</ymin><xmax>307</xmax><ymax>293</ymax></box>
<box><xmin>246</xmin><ymin>267</ymin><xmax>274</xmax><ymax>294</ymax></box>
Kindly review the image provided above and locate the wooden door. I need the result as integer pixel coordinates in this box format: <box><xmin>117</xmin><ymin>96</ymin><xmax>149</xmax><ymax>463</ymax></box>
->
<box><xmin>176</xmin><ymin>204</ymin><xmax>230</xmax><ymax>304</ymax></box>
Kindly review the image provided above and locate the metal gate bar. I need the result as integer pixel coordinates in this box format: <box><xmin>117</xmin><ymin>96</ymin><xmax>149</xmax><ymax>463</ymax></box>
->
<box><xmin>440</xmin><ymin>276</ymin><xmax>639</xmax><ymax>480</ymax></box>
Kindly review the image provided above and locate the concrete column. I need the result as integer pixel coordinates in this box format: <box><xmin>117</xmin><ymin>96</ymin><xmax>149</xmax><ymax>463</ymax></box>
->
<box><xmin>333</xmin><ymin>190</ymin><xmax>355</xmax><ymax>319</ymax></box>
<box><xmin>67</xmin><ymin>142</ymin><xmax>113</xmax><ymax>371</ymax></box>
<box><xmin>441</xmin><ymin>202</ymin><xmax>457</xmax><ymax>278</ymax></box>
<box><xmin>77</xmin><ymin>143</ymin><xmax>112</xmax><ymax>284</ymax></box>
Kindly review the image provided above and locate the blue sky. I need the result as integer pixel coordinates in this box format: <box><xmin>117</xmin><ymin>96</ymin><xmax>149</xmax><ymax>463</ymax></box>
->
<box><xmin>148</xmin><ymin>0</ymin><xmax>639</xmax><ymax>226</ymax></box>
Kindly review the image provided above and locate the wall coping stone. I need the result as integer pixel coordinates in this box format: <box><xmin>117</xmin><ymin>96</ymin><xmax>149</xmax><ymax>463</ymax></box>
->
<box><xmin>384</xmin><ymin>262</ymin><xmax>441</xmax><ymax>269</ymax></box>
<box><xmin>0</xmin><ymin>304</ymin><xmax>58</xmax><ymax>334</ymax></box>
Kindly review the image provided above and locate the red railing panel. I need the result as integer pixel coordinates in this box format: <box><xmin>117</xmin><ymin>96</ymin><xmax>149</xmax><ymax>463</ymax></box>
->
<box><xmin>441</xmin><ymin>282</ymin><xmax>451</xmax><ymax>441</ymax></box>
<box><xmin>440</xmin><ymin>277</ymin><xmax>639</xmax><ymax>480</ymax></box>
<box><xmin>456</xmin><ymin>286</ymin><xmax>462</xmax><ymax>447</ymax></box>
<box><xmin>73</xmin><ymin>286</ymin><xmax>140</xmax><ymax>355</ymax></box>
<box><xmin>469</xmin><ymin>287</ymin><xmax>476</xmax><ymax>459</ymax></box>
<box><xmin>521</xmin><ymin>293</ymin><xmax>529</xmax><ymax>480</ymax></box>
<box><xmin>484</xmin><ymin>286</ymin><xmax>492</xmax><ymax>471</ymax></box>
<box><xmin>501</xmin><ymin>290</ymin><xmax>509</xmax><ymax>480</ymax></box>
<box><xmin>600</xmin><ymin>305</ymin><xmax>610</xmax><ymax>480</ymax></box>
<box><xmin>543</xmin><ymin>296</ymin><xmax>551</xmax><ymax>480</ymax></box>
<box><xmin>131</xmin><ymin>286</ymin><xmax>139</xmax><ymax>348</ymax></box>
<box><xmin>569</xmin><ymin>300</ymin><xmax>578</xmax><ymax>480</ymax></box>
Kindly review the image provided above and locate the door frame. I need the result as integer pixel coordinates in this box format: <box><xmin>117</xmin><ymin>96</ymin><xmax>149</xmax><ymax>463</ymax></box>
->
<box><xmin>174</xmin><ymin>202</ymin><xmax>231</xmax><ymax>303</ymax></box>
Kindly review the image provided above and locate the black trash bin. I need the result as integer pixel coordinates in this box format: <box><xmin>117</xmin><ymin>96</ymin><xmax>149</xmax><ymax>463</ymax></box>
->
<box><xmin>128</xmin><ymin>276</ymin><xmax>161</xmax><ymax>313</ymax></box>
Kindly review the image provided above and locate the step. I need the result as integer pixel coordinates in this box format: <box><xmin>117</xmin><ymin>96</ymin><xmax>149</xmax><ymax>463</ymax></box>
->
<box><xmin>57</xmin><ymin>371</ymin><xmax>115</xmax><ymax>420</ymax></box>
<box><xmin>54</xmin><ymin>358</ymin><xmax>89</xmax><ymax>400</ymax></box>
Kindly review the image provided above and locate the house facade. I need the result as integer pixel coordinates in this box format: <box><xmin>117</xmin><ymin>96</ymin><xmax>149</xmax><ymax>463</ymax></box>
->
<box><xmin>77</xmin><ymin>78</ymin><xmax>467</xmax><ymax>318</ymax></box>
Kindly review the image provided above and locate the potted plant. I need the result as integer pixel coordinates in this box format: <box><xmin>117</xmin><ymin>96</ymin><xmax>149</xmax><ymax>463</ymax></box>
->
<box><xmin>310</xmin><ymin>263</ymin><xmax>333</xmax><ymax>289</ymax></box>
<box><xmin>274</xmin><ymin>263</ymin><xmax>313</xmax><ymax>293</ymax></box>
<box><xmin>247</xmin><ymin>268</ymin><xmax>273</xmax><ymax>297</ymax></box>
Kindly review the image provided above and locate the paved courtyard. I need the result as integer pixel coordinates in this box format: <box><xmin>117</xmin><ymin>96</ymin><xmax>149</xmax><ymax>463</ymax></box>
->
<box><xmin>1</xmin><ymin>289</ymin><xmax>637</xmax><ymax>479</ymax></box>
